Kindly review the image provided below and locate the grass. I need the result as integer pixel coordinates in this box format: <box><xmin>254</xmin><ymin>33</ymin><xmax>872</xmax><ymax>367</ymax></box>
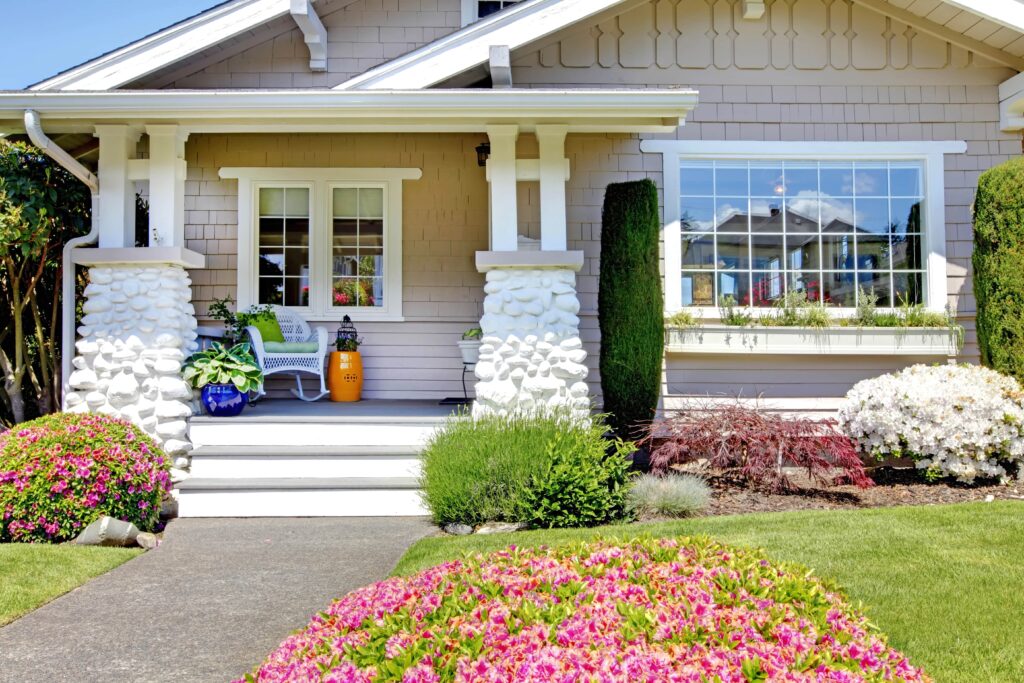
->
<box><xmin>394</xmin><ymin>501</ymin><xmax>1024</xmax><ymax>683</ymax></box>
<box><xmin>0</xmin><ymin>543</ymin><xmax>142</xmax><ymax>626</ymax></box>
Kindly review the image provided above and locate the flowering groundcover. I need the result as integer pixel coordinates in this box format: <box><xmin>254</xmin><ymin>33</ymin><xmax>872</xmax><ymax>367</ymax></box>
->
<box><xmin>241</xmin><ymin>537</ymin><xmax>928</xmax><ymax>682</ymax></box>
<box><xmin>0</xmin><ymin>413</ymin><xmax>170</xmax><ymax>543</ymax></box>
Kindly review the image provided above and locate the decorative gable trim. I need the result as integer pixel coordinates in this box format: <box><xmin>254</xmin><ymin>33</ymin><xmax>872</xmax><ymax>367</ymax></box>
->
<box><xmin>32</xmin><ymin>0</ymin><xmax>301</xmax><ymax>91</ymax></box>
<box><xmin>334</xmin><ymin>0</ymin><xmax>639</xmax><ymax>91</ymax></box>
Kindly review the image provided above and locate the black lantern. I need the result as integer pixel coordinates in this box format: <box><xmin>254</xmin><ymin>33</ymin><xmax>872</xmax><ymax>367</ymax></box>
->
<box><xmin>475</xmin><ymin>142</ymin><xmax>491</xmax><ymax>167</ymax></box>
<box><xmin>336</xmin><ymin>315</ymin><xmax>359</xmax><ymax>352</ymax></box>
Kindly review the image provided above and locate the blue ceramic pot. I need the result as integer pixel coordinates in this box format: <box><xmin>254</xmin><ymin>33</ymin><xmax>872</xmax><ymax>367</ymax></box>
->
<box><xmin>200</xmin><ymin>383</ymin><xmax>246</xmax><ymax>417</ymax></box>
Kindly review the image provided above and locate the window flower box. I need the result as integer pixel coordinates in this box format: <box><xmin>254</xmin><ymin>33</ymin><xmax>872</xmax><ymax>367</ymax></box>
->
<box><xmin>665</xmin><ymin>325</ymin><xmax>960</xmax><ymax>356</ymax></box>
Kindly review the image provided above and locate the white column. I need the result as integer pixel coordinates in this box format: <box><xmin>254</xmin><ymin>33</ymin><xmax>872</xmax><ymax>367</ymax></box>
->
<box><xmin>537</xmin><ymin>125</ymin><xmax>569</xmax><ymax>251</ymax></box>
<box><xmin>485</xmin><ymin>125</ymin><xmax>519</xmax><ymax>251</ymax></box>
<box><xmin>146</xmin><ymin>125</ymin><xmax>189</xmax><ymax>248</ymax></box>
<box><xmin>94</xmin><ymin>125</ymin><xmax>140</xmax><ymax>248</ymax></box>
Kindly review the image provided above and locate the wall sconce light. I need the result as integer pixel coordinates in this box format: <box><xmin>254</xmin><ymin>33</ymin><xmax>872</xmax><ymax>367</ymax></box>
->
<box><xmin>475</xmin><ymin>142</ymin><xmax>491</xmax><ymax>167</ymax></box>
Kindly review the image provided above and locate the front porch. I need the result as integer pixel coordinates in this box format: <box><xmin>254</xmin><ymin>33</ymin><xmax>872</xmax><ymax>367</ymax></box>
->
<box><xmin>181</xmin><ymin>399</ymin><xmax>459</xmax><ymax>517</ymax></box>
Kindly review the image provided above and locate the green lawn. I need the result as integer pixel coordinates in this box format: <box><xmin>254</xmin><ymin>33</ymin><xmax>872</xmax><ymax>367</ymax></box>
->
<box><xmin>0</xmin><ymin>544</ymin><xmax>142</xmax><ymax>626</ymax></box>
<box><xmin>395</xmin><ymin>501</ymin><xmax>1024</xmax><ymax>683</ymax></box>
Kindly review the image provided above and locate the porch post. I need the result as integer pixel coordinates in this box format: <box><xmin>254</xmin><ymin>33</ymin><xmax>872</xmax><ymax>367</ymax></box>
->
<box><xmin>93</xmin><ymin>125</ymin><xmax>140</xmax><ymax>248</ymax></box>
<box><xmin>536</xmin><ymin>125</ymin><xmax>569</xmax><ymax>251</ymax></box>
<box><xmin>146</xmin><ymin>125</ymin><xmax>188</xmax><ymax>247</ymax></box>
<box><xmin>485</xmin><ymin>125</ymin><xmax>519</xmax><ymax>251</ymax></box>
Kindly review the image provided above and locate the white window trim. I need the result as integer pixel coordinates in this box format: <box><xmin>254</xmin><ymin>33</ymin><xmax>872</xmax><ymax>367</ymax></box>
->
<box><xmin>639</xmin><ymin>140</ymin><xmax>967</xmax><ymax>316</ymax></box>
<box><xmin>219</xmin><ymin>167</ymin><xmax>422</xmax><ymax>322</ymax></box>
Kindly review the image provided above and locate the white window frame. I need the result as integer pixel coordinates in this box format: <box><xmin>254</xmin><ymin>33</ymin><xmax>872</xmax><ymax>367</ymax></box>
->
<box><xmin>639</xmin><ymin>140</ymin><xmax>967</xmax><ymax>316</ymax></box>
<box><xmin>219</xmin><ymin>167</ymin><xmax>422</xmax><ymax>322</ymax></box>
<box><xmin>460</xmin><ymin>0</ymin><xmax>523</xmax><ymax>26</ymax></box>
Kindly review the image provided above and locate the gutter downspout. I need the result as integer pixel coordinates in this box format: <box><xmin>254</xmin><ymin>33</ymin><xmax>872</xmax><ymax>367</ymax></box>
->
<box><xmin>23</xmin><ymin>110</ymin><xmax>100</xmax><ymax>407</ymax></box>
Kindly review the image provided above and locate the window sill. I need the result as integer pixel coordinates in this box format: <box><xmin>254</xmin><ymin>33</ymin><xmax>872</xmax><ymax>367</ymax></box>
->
<box><xmin>305</xmin><ymin>313</ymin><xmax>406</xmax><ymax>324</ymax></box>
<box><xmin>665</xmin><ymin>325</ymin><xmax>960</xmax><ymax>356</ymax></box>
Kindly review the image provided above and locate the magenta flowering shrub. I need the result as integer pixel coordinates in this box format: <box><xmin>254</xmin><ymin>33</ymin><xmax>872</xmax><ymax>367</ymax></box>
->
<box><xmin>0</xmin><ymin>413</ymin><xmax>170</xmax><ymax>543</ymax></box>
<box><xmin>241</xmin><ymin>538</ymin><xmax>929</xmax><ymax>683</ymax></box>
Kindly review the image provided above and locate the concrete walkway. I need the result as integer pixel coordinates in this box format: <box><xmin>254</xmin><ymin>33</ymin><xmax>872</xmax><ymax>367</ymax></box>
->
<box><xmin>0</xmin><ymin>517</ymin><xmax>434</xmax><ymax>683</ymax></box>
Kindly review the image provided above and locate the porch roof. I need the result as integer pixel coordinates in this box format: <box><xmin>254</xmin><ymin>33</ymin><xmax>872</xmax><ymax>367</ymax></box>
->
<box><xmin>0</xmin><ymin>88</ymin><xmax>698</xmax><ymax>135</ymax></box>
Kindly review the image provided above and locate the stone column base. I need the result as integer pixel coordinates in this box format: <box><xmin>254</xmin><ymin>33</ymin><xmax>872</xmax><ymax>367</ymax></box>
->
<box><xmin>64</xmin><ymin>261</ymin><xmax>199</xmax><ymax>467</ymax></box>
<box><xmin>473</xmin><ymin>251</ymin><xmax>589</xmax><ymax>418</ymax></box>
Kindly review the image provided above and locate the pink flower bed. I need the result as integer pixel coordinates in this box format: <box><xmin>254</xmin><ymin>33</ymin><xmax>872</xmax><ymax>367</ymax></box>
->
<box><xmin>241</xmin><ymin>538</ymin><xmax>929</xmax><ymax>683</ymax></box>
<box><xmin>0</xmin><ymin>413</ymin><xmax>170</xmax><ymax>542</ymax></box>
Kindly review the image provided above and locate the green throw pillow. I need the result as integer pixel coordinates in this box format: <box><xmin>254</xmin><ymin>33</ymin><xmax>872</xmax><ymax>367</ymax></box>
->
<box><xmin>251</xmin><ymin>315</ymin><xmax>285</xmax><ymax>343</ymax></box>
<box><xmin>264</xmin><ymin>342</ymin><xmax>319</xmax><ymax>353</ymax></box>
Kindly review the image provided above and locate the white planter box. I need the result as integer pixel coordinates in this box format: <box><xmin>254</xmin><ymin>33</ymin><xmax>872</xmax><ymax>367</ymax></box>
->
<box><xmin>457</xmin><ymin>339</ymin><xmax>481</xmax><ymax>365</ymax></box>
<box><xmin>665</xmin><ymin>325</ymin><xmax>960</xmax><ymax>356</ymax></box>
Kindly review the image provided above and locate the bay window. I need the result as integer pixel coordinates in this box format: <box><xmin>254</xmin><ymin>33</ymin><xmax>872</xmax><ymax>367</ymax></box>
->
<box><xmin>640</xmin><ymin>140</ymin><xmax>965</xmax><ymax>315</ymax></box>
<box><xmin>221</xmin><ymin>167</ymin><xmax>422</xmax><ymax>321</ymax></box>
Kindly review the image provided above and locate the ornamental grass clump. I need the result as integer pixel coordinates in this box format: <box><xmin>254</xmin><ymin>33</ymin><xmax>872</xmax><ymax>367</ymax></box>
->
<box><xmin>647</xmin><ymin>402</ymin><xmax>872</xmax><ymax>493</ymax></box>
<box><xmin>420</xmin><ymin>412</ymin><xmax>634</xmax><ymax>529</ymax></box>
<box><xmin>839</xmin><ymin>364</ymin><xmax>1024</xmax><ymax>483</ymax></box>
<box><xmin>240</xmin><ymin>537</ymin><xmax>929</xmax><ymax>682</ymax></box>
<box><xmin>0</xmin><ymin>413</ymin><xmax>170</xmax><ymax>543</ymax></box>
<box><xmin>627</xmin><ymin>473</ymin><xmax>710</xmax><ymax>518</ymax></box>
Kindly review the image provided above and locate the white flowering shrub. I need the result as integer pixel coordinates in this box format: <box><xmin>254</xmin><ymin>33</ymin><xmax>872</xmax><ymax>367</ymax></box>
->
<box><xmin>838</xmin><ymin>364</ymin><xmax>1024</xmax><ymax>483</ymax></box>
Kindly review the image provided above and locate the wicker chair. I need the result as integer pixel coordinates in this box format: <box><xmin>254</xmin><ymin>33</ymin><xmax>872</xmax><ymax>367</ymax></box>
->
<box><xmin>246</xmin><ymin>306</ymin><xmax>329</xmax><ymax>402</ymax></box>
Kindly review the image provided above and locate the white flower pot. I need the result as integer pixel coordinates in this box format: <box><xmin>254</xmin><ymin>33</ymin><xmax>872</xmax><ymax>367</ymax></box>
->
<box><xmin>665</xmin><ymin>325</ymin><xmax>960</xmax><ymax>356</ymax></box>
<box><xmin>457</xmin><ymin>339</ymin><xmax>482</xmax><ymax>365</ymax></box>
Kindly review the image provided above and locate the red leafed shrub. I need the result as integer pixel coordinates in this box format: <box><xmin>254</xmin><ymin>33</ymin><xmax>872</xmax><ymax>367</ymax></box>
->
<box><xmin>647</xmin><ymin>402</ymin><xmax>872</xmax><ymax>493</ymax></box>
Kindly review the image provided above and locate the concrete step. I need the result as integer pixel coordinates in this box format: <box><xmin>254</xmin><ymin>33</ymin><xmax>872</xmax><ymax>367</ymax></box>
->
<box><xmin>189</xmin><ymin>419</ymin><xmax>443</xmax><ymax>448</ymax></box>
<box><xmin>175</xmin><ymin>477</ymin><xmax>427</xmax><ymax>517</ymax></box>
<box><xmin>188</xmin><ymin>445</ymin><xmax>423</xmax><ymax>479</ymax></box>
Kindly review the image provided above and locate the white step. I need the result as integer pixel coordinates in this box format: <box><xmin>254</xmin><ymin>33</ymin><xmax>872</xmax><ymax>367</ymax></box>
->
<box><xmin>189</xmin><ymin>417</ymin><xmax>443</xmax><ymax>448</ymax></box>
<box><xmin>188</xmin><ymin>445</ymin><xmax>423</xmax><ymax>479</ymax></box>
<box><xmin>176</xmin><ymin>477</ymin><xmax>427</xmax><ymax>517</ymax></box>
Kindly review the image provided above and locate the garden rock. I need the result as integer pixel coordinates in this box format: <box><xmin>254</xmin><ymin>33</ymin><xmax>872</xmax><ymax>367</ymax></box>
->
<box><xmin>442</xmin><ymin>523</ymin><xmax>473</xmax><ymax>536</ymax></box>
<box><xmin>76</xmin><ymin>516</ymin><xmax>142</xmax><ymax>547</ymax></box>
<box><xmin>475</xmin><ymin>522</ymin><xmax>525</xmax><ymax>535</ymax></box>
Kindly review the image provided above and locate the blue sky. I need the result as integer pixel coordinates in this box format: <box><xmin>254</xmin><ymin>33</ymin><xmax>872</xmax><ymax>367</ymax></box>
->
<box><xmin>0</xmin><ymin>1</ymin><xmax>223</xmax><ymax>89</ymax></box>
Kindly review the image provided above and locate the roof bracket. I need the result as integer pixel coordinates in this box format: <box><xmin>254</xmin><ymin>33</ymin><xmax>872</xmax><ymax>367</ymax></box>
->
<box><xmin>489</xmin><ymin>45</ymin><xmax>513</xmax><ymax>89</ymax></box>
<box><xmin>742</xmin><ymin>0</ymin><xmax>765</xmax><ymax>19</ymax></box>
<box><xmin>290</xmin><ymin>0</ymin><xmax>327</xmax><ymax>72</ymax></box>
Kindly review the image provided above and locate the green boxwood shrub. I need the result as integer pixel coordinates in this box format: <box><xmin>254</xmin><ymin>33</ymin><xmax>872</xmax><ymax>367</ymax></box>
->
<box><xmin>599</xmin><ymin>179</ymin><xmax>664</xmax><ymax>438</ymax></box>
<box><xmin>973</xmin><ymin>157</ymin><xmax>1024</xmax><ymax>382</ymax></box>
<box><xmin>0</xmin><ymin>413</ymin><xmax>171</xmax><ymax>543</ymax></box>
<box><xmin>419</xmin><ymin>412</ymin><xmax>635</xmax><ymax>529</ymax></box>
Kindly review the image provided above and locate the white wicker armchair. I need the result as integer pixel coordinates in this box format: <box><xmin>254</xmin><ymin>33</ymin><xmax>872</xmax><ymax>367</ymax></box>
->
<box><xmin>246</xmin><ymin>306</ymin><xmax>330</xmax><ymax>402</ymax></box>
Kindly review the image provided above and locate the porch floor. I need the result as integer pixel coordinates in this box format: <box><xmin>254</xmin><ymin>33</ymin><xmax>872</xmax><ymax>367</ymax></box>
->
<box><xmin>190</xmin><ymin>398</ymin><xmax>465</xmax><ymax>423</ymax></box>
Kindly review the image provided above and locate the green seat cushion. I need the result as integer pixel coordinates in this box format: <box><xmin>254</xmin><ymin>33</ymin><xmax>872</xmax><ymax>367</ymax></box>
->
<box><xmin>263</xmin><ymin>341</ymin><xmax>319</xmax><ymax>354</ymax></box>
<box><xmin>251</xmin><ymin>315</ymin><xmax>285</xmax><ymax>343</ymax></box>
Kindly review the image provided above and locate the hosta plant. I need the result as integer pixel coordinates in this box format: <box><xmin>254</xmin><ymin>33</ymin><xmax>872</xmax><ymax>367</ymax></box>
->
<box><xmin>647</xmin><ymin>402</ymin><xmax>872</xmax><ymax>493</ymax></box>
<box><xmin>239</xmin><ymin>537</ymin><xmax>929</xmax><ymax>682</ymax></box>
<box><xmin>0</xmin><ymin>413</ymin><xmax>170</xmax><ymax>543</ymax></box>
<box><xmin>183</xmin><ymin>342</ymin><xmax>263</xmax><ymax>393</ymax></box>
<box><xmin>839</xmin><ymin>364</ymin><xmax>1024</xmax><ymax>483</ymax></box>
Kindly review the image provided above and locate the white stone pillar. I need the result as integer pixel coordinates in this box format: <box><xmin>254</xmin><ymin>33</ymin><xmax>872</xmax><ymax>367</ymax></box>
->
<box><xmin>485</xmin><ymin>125</ymin><xmax>520</xmax><ymax>251</ymax></box>
<box><xmin>94</xmin><ymin>125</ymin><xmax>141</xmax><ymax>248</ymax></box>
<box><xmin>536</xmin><ymin>125</ymin><xmax>569</xmax><ymax>252</ymax></box>
<box><xmin>473</xmin><ymin>251</ymin><xmax>589</xmax><ymax>418</ymax></box>
<box><xmin>64</xmin><ymin>249</ymin><xmax>205</xmax><ymax>469</ymax></box>
<box><xmin>146</xmin><ymin>125</ymin><xmax>188</xmax><ymax>248</ymax></box>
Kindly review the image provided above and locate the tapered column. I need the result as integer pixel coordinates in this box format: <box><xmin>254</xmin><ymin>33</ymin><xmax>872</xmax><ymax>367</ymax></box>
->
<box><xmin>537</xmin><ymin>125</ymin><xmax>569</xmax><ymax>251</ymax></box>
<box><xmin>94</xmin><ymin>125</ymin><xmax>140</xmax><ymax>248</ymax></box>
<box><xmin>485</xmin><ymin>125</ymin><xmax>519</xmax><ymax>251</ymax></box>
<box><xmin>146</xmin><ymin>125</ymin><xmax>188</xmax><ymax>247</ymax></box>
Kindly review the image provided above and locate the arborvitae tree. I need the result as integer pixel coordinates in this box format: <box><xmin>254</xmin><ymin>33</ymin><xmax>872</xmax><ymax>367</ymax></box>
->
<box><xmin>598</xmin><ymin>179</ymin><xmax>663</xmax><ymax>438</ymax></box>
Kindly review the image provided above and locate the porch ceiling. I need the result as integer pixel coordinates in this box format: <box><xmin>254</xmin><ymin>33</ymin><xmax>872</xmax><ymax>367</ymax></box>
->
<box><xmin>0</xmin><ymin>88</ymin><xmax>699</xmax><ymax>135</ymax></box>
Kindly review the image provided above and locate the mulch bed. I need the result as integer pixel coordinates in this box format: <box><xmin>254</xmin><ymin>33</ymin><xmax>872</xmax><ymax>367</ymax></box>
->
<box><xmin>698</xmin><ymin>468</ymin><xmax>1022</xmax><ymax>517</ymax></box>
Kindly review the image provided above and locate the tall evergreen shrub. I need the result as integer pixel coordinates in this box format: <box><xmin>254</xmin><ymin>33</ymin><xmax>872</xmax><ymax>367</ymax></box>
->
<box><xmin>973</xmin><ymin>157</ymin><xmax>1024</xmax><ymax>382</ymax></box>
<box><xmin>599</xmin><ymin>179</ymin><xmax>663</xmax><ymax>438</ymax></box>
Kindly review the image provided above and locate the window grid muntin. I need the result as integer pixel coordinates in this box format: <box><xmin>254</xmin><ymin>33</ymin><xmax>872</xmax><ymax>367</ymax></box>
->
<box><xmin>679</xmin><ymin>159</ymin><xmax>924</xmax><ymax>309</ymax></box>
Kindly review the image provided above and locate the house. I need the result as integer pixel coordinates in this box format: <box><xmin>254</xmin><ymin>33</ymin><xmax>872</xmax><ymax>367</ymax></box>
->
<box><xmin>0</xmin><ymin>0</ymin><xmax>1021</xmax><ymax>516</ymax></box>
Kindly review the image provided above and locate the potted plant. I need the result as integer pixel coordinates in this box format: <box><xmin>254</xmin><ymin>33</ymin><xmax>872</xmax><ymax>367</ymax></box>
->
<box><xmin>458</xmin><ymin>327</ymin><xmax>483</xmax><ymax>365</ymax></box>
<box><xmin>329</xmin><ymin>316</ymin><xmax>363</xmax><ymax>402</ymax></box>
<box><xmin>182</xmin><ymin>342</ymin><xmax>263</xmax><ymax>417</ymax></box>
